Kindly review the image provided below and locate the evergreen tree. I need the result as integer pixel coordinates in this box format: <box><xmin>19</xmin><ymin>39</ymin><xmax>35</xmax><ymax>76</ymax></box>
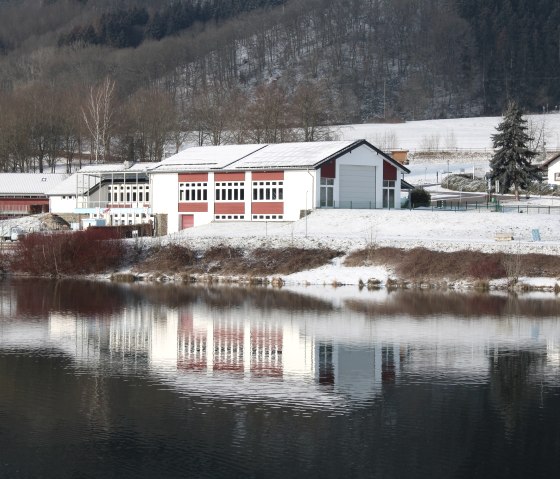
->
<box><xmin>490</xmin><ymin>101</ymin><xmax>541</xmax><ymax>200</ymax></box>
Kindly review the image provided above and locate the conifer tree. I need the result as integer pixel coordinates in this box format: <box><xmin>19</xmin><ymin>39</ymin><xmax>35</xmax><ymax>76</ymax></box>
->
<box><xmin>490</xmin><ymin>101</ymin><xmax>541</xmax><ymax>200</ymax></box>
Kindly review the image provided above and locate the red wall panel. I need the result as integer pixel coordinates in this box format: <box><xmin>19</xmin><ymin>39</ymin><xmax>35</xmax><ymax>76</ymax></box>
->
<box><xmin>383</xmin><ymin>162</ymin><xmax>397</xmax><ymax>181</ymax></box>
<box><xmin>179</xmin><ymin>173</ymin><xmax>208</xmax><ymax>182</ymax></box>
<box><xmin>252</xmin><ymin>171</ymin><xmax>284</xmax><ymax>181</ymax></box>
<box><xmin>215</xmin><ymin>172</ymin><xmax>245</xmax><ymax>181</ymax></box>
<box><xmin>252</xmin><ymin>202</ymin><xmax>284</xmax><ymax>214</ymax></box>
<box><xmin>178</xmin><ymin>202</ymin><xmax>208</xmax><ymax>212</ymax></box>
<box><xmin>320</xmin><ymin>159</ymin><xmax>336</xmax><ymax>178</ymax></box>
<box><xmin>215</xmin><ymin>202</ymin><xmax>245</xmax><ymax>214</ymax></box>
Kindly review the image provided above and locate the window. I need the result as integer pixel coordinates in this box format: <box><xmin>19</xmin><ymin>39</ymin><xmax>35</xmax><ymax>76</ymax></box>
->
<box><xmin>215</xmin><ymin>182</ymin><xmax>245</xmax><ymax>201</ymax></box>
<box><xmin>383</xmin><ymin>180</ymin><xmax>396</xmax><ymax>208</ymax></box>
<box><xmin>320</xmin><ymin>177</ymin><xmax>334</xmax><ymax>207</ymax></box>
<box><xmin>555</xmin><ymin>172</ymin><xmax>560</xmax><ymax>181</ymax></box>
<box><xmin>215</xmin><ymin>215</ymin><xmax>245</xmax><ymax>221</ymax></box>
<box><xmin>179</xmin><ymin>182</ymin><xmax>208</xmax><ymax>202</ymax></box>
<box><xmin>252</xmin><ymin>181</ymin><xmax>283</xmax><ymax>201</ymax></box>
<box><xmin>252</xmin><ymin>214</ymin><xmax>284</xmax><ymax>221</ymax></box>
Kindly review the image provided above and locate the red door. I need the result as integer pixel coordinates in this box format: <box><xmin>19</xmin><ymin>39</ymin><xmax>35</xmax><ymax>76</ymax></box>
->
<box><xmin>181</xmin><ymin>215</ymin><xmax>194</xmax><ymax>229</ymax></box>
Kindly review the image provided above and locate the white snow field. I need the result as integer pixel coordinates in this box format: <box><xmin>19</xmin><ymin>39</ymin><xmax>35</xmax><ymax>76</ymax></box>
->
<box><xmin>336</xmin><ymin>113</ymin><xmax>560</xmax><ymax>151</ymax></box>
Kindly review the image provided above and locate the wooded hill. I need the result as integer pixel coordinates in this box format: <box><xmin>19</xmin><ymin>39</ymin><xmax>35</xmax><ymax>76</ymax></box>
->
<box><xmin>0</xmin><ymin>0</ymin><xmax>559</xmax><ymax>171</ymax></box>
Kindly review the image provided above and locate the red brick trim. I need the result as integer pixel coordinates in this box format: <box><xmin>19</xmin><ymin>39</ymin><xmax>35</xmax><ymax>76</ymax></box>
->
<box><xmin>179</xmin><ymin>202</ymin><xmax>208</xmax><ymax>212</ymax></box>
<box><xmin>252</xmin><ymin>202</ymin><xmax>284</xmax><ymax>214</ymax></box>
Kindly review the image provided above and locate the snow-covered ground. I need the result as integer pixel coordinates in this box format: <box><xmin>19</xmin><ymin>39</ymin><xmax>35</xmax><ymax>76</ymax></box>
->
<box><xmin>336</xmin><ymin>113</ymin><xmax>560</xmax><ymax>151</ymax></box>
<box><xmin>155</xmin><ymin>208</ymin><xmax>560</xmax><ymax>288</ymax></box>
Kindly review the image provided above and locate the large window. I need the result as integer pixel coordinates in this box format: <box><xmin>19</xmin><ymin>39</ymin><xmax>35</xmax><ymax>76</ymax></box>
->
<box><xmin>179</xmin><ymin>182</ymin><xmax>208</xmax><ymax>202</ymax></box>
<box><xmin>252</xmin><ymin>181</ymin><xmax>283</xmax><ymax>201</ymax></box>
<box><xmin>215</xmin><ymin>182</ymin><xmax>245</xmax><ymax>201</ymax></box>
<box><xmin>320</xmin><ymin>177</ymin><xmax>334</xmax><ymax>207</ymax></box>
<box><xmin>108</xmin><ymin>184</ymin><xmax>149</xmax><ymax>203</ymax></box>
<box><xmin>383</xmin><ymin>180</ymin><xmax>396</xmax><ymax>208</ymax></box>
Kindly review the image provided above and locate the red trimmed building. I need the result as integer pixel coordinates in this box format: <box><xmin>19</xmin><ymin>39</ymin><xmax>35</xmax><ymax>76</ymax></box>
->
<box><xmin>0</xmin><ymin>173</ymin><xmax>67</xmax><ymax>218</ymax></box>
<box><xmin>149</xmin><ymin>140</ymin><xmax>410</xmax><ymax>234</ymax></box>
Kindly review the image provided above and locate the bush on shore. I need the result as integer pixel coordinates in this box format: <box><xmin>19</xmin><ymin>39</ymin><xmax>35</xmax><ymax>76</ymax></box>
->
<box><xmin>10</xmin><ymin>230</ymin><xmax>125</xmax><ymax>276</ymax></box>
<box><xmin>345</xmin><ymin>246</ymin><xmax>560</xmax><ymax>281</ymax></box>
<box><xmin>134</xmin><ymin>244</ymin><xmax>342</xmax><ymax>276</ymax></box>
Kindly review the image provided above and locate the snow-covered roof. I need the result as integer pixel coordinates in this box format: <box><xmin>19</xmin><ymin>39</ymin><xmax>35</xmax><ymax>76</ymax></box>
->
<box><xmin>0</xmin><ymin>173</ymin><xmax>68</xmax><ymax>197</ymax></box>
<box><xmin>151</xmin><ymin>144</ymin><xmax>266</xmax><ymax>173</ymax></box>
<box><xmin>231</xmin><ymin>141</ymin><xmax>356</xmax><ymax>169</ymax></box>
<box><xmin>79</xmin><ymin>162</ymin><xmax>158</xmax><ymax>174</ymax></box>
<box><xmin>149</xmin><ymin>140</ymin><xmax>409</xmax><ymax>173</ymax></box>
<box><xmin>540</xmin><ymin>152</ymin><xmax>560</xmax><ymax>169</ymax></box>
<box><xmin>46</xmin><ymin>173</ymin><xmax>78</xmax><ymax>196</ymax></box>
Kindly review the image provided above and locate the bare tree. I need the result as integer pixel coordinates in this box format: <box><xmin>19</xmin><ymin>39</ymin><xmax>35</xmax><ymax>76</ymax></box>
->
<box><xmin>82</xmin><ymin>77</ymin><xmax>116</xmax><ymax>163</ymax></box>
<box><xmin>291</xmin><ymin>81</ymin><xmax>333</xmax><ymax>142</ymax></box>
<box><xmin>122</xmin><ymin>87</ymin><xmax>177</xmax><ymax>162</ymax></box>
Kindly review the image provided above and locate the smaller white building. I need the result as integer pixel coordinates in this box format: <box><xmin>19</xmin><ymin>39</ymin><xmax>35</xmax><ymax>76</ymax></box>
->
<box><xmin>48</xmin><ymin>162</ymin><xmax>156</xmax><ymax>226</ymax></box>
<box><xmin>542</xmin><ymin>153</ymin><xmax>560</xmax><ymax>185</ymax></box>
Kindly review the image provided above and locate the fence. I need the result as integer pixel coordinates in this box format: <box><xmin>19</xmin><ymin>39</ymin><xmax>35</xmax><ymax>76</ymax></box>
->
<box><xmin>319</xmin><ymin>200</ymin><xmax>560</xmax><ymax>214</ymax></box>
<box><xmin>426</xmin><ymin>200</ymin><xmax>560</xmax><ymax>215</ymax></box>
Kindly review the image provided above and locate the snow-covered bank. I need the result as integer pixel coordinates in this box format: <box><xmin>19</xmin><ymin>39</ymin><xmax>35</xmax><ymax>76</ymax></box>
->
<box><xmin>165</xmin><ymin>208</ymin><xmax>560</xmax><ymax>255</ymax></box>
<box><xmin>3</xmin><ymin>210</ymin><xmax>560</xmax><ymax>291</ymax></box>
<box><xmin>151</xmin><ymin>208</ymin><xmax>560</xmax><ymax>290</ymax></box>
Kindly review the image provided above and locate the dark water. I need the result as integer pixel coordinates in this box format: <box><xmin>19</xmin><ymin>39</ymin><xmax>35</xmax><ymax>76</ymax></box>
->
<box><xmin>1</xmin><ymin>279</ymin><xmax>560</xmax><ymax>479</ymax></box>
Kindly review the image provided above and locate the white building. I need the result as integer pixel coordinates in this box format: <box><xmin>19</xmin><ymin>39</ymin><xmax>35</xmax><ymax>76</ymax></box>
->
<box><xmin>47</xmin><ymin>162</ymin><xmax>156</xmax><ymax>226</ymax></box>
<box><xmin>149</xmin><ymin>140</ymin><xmax>410</xmax><ymax>234</ymax></box>
<box><xmin>542</xmin><ymin>153</ymin><xmax>560</xmax><ymax>185</ymax></box>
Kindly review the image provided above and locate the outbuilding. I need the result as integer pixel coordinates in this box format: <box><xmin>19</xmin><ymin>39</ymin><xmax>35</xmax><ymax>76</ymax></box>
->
<box><xmin>0</xmin><ymin>173</ymin><xmax>68</xmax><ymax>218</ymax></box>
<box><xmin>149</xmin><ymin>140</ymin><xmax>410</xmax><ymax>234</ymax></box>
<box><xmin>541</xmin><ymin>152</ymin><xmax>560</xmax><ymax>185</ymax></box>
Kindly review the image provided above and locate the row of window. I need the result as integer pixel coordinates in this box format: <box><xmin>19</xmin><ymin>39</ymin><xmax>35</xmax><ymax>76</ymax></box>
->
<box><xmin>179</xmin><ymin>181</ymin><xmax>284</xmax><ymax>202</ymax></box>
<box><xmin>213</xmin><ymin>214</ymin><xmax>284</xmax><ymax>221</ymax></box>
<box><xmin>215</xmin><ymin>215</ymin><xmax>245</xmax><ymax>221</ymax></box>
<box><xmin>107</xmin><ymin>184</ymin><xmax>150</xmax><ymax>203</ymax></box>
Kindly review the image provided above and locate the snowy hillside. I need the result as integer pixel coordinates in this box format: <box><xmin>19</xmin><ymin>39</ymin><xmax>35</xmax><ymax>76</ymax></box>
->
<box><xmin>336</xmin><ymin>113</ymin><xmax>560</xmax><ymax>152</ymax></box>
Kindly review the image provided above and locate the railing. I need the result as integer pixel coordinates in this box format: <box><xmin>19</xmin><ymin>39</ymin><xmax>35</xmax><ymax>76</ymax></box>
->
<box><xmin>75</xmin><ymin>200</ymin><xmax>151</xmax><ymax>210</ymax></box>
<box><xmin>424</xmin><ymin>200</ymin><xmax>560</xmax><ymax>214</ymax></box>
<box><xmin>319</xmin><ymin>201</ymin><xmax>378</xmax><ymax>209</ymax></box>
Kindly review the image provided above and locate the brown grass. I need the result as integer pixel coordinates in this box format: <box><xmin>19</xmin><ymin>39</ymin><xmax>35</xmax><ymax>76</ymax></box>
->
<box><xmin>134</xmin><ymin>244</ymin><xmax>342</xmax><ymax>276</ymax></box>
<box><xmin>345</xmin><ymin>246</ymin><xmax>560</xmax><ymax>281</ymax></box>
<box><xmin>10</xmin><ymin>230</ymin><xmax>125</xmax><ymax>276</ymax></box>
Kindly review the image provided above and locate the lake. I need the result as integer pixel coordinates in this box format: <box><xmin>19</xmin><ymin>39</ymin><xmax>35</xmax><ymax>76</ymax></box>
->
<box><xmin>1</xmin><ymin>278</ymin><xmax>559</xmax><ymax>478</ymax></box>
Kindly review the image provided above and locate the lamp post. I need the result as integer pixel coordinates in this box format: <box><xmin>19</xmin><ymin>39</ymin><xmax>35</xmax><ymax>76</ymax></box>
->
<box><xmin>305</xmin><ymin>191</ymin><xmax>308</xmax><ymax>238</ymax></box>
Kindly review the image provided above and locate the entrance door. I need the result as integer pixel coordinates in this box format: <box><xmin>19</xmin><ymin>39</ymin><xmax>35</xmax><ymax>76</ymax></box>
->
<box><xmin>181</xmin><ymin>214</ymin><xmax>194</xmax><ymax>229</ymax></box>
<box><xmin>339</xmin><ymin>165</ymin><xmax>376</xmax><ymax>208</ymax></box>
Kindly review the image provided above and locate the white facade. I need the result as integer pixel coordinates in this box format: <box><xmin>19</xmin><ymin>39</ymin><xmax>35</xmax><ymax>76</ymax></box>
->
<box><xmin>546</xmin><ymin>156</ymin><xmax>560</xmax><ymax>185</ymax></box>
<box><xmin>150</xmin><ymin>140</ymin><xmax>408</xmax><ymax>234</ymax></box>
<box><xmin>49</xmin><ymin>194</ymin><xmax>77</xmax><ymax>215</ymax></box>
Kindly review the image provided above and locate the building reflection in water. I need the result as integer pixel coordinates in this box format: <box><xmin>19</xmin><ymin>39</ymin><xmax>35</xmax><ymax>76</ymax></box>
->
<box><xmin>1</xmin><ymin>283</ymin><xmax>560</xmax><ymax>409</ymax></box>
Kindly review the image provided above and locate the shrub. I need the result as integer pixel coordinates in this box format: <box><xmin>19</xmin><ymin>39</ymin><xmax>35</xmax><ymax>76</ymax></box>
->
<box><xmin>11</xmin><ymin>230</ymin><xmax>125</xmax><ymax>276</ymax></box>
<box><xmin>410</xmin><ymin>187</ymin><xmax>431</xmax><ymax>207</ymax></box>
<box><xmin>136</xmin><ymin>244</ymin><xmax>197</xmax><ymax>272</ymax></box>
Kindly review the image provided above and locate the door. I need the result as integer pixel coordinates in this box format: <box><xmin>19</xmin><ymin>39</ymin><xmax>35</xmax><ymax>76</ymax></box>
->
<box><xmin>339</xmin><ymin>165</ymin><xmax>376</xmax><ymax>208</ymax></box>
<box><xmin>181</xmin><ymin>214</ymin><xmax>194</xmax><ymax>229</ymax></box>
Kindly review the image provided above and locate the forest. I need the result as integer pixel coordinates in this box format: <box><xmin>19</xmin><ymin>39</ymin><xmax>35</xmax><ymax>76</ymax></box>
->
<box><xmin>0</xmin><ymin>0</ymin><xmax>559</xmax><ymax>172</ymax></box>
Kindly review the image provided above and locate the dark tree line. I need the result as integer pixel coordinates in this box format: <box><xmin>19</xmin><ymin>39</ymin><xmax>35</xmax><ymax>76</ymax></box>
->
<box><xmin>456</xmin><ymin>0</ymin><xmax>560</xmax><ymax>113</ymax></box>
<box><xmin>58</xmin><ymin>0</ymin><xmax>288</xmax><ymax>48</ymax></box>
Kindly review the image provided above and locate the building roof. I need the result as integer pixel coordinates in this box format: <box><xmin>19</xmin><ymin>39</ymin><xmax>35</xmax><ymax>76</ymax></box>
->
<box><xmin>152</xmin><ymin>144</ymin><xmax>266</xmax><ymax>173</ymax></box>
<box><xmin>79</xmin><ymin>162</ymin><xmax>158</xmax><ymax>174</ymax></box>
<box><xmin>46</xmin><ymin>174</ymin><xmax>78</xmax><ymax>196</ymax></box>
<box><xmin>149</xmin><ymin>140</ymin><xmax>410</xmax><ymax>174</ymax></box>
<box><xmin>540</xmin><ymin>152</ymin><xmax>560</xmax><ymax>169</ymax></box>
<box><xmin>0</xmin><ymin>173</ymin><xmax>68</xmax><ymax>197</ymax></box>
<box><xmin>231</xmin><ymin>141</ymin><xmax>356</xmax><ymax>169</ymax></box>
